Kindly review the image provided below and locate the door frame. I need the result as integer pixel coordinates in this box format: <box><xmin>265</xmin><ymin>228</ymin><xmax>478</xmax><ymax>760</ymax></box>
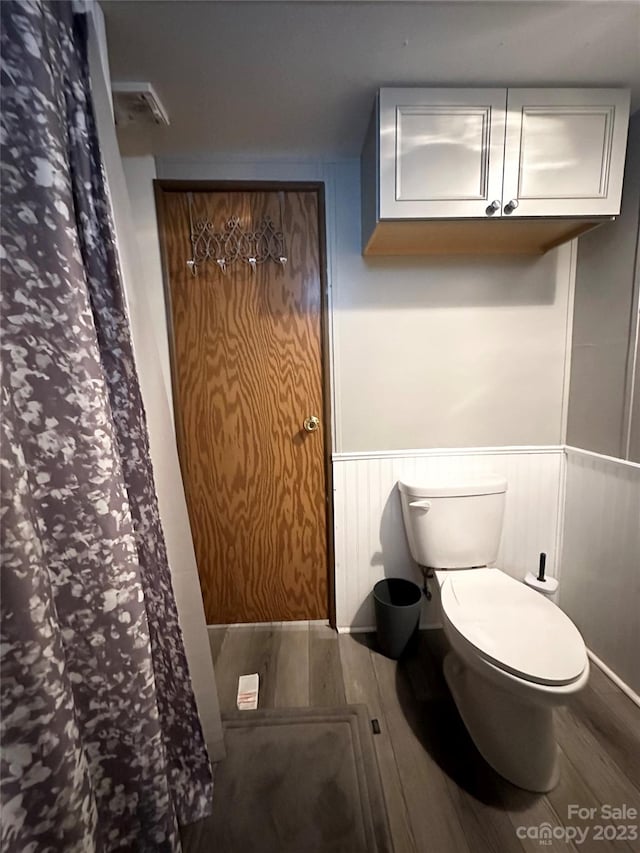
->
<box><xmin>154</xmin><ymin>180</ymin><xmax>336</xmax><ymax>627</ymax></box>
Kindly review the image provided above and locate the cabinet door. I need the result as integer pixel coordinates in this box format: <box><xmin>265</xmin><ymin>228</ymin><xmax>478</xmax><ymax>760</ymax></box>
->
<box><xmin>502</xmin><ymin>89</ymin><xmax>630</xmax><ymax>218</ymax></box>
<box><xmin>379</xmin><ymin>88</ymin><xmax>507</xmax><ymax>219</ymax></box>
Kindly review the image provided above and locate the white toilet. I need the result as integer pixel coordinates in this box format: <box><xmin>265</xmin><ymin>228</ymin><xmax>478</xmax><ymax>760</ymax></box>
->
<box><xmin>398</xmin><ymin>475</ymin><xmax>589</xmax><ymax>793</ymax></box>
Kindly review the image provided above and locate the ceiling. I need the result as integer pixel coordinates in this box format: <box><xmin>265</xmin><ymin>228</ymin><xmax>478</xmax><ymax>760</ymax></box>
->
<box><xmin>103</xmin><ymin>0</ymin><xmax>640</xmax><ymax>159</ymax></box>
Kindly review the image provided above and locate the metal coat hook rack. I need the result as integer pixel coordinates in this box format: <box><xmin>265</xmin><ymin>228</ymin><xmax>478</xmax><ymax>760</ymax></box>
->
<box><xmin>186</xmin><ymin>192</ymin><xmax>288</xmax><ymax>276</ymax></box>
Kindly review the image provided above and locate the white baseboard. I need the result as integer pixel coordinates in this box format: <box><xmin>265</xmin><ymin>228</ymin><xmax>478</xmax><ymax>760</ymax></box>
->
<box><xmin>587</xmin><ymin>649</ymin><xmax>640</xmax><ymax>708</ymax></box>
<box><xmin>337</xmin><ymin>624</ymin><xmax>443</xmax><ymax>634</ymax></box>
<box><xmin>336</xmin><ymin>625</ymin><xmax>375</xmax><ymax>634</ymax></box>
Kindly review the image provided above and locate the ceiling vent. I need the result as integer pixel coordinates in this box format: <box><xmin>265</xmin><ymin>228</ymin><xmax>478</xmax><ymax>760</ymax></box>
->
<box><xmin>111</xmin><ymin>82</ymin><xmax>170</xmax><ymax>127</ymax></box>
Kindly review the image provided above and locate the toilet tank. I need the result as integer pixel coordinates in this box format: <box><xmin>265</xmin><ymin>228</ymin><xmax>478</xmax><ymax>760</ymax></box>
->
<box><xmin>398</xmin><ymin>476</ymin><xmax>507</xmax><ymax>569</ymax></box>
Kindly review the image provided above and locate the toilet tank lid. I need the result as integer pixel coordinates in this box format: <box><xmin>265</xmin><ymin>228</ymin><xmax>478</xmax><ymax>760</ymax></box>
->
<box><xmin>398</xmin><ymin>476</ymin><xmax>507</xmax><ymax>498</ymax></box>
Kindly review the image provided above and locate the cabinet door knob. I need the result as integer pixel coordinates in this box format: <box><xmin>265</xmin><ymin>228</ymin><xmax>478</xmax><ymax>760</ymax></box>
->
<box><xmin>486</xmin><ymin>200</ymin><xmax>501</xmax><ymax>216</ymax></box>
<box><xmin>504</xmin><ymin>199</ymin><xmax>519</xmax><ymax>214</ymax></box>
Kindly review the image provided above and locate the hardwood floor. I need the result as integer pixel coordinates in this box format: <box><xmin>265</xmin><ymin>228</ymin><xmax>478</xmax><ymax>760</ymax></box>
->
<box><xmin>197</xmin><ymin>624</ymin><xmax>640</xmax><ymax>853</ymax></box>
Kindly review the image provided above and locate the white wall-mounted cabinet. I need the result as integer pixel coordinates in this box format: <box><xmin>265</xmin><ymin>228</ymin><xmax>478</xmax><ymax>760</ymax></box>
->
<box><xmin>378</xmin><ymin>88</ymin><xmax>507</xmax><ymax>219</ymax></box>
<box><xmin>502</xmin><ymin>89</ymin><xmax>630</xmax><ymax>219</ymax></box>
<box><xmin>363</xmin><ymin>87</ymin><xmax>631</xmax><ymax>255</ymax></box>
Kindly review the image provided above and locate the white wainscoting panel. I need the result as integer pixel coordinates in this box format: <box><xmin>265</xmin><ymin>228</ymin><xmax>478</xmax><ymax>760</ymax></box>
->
<box><xmin>561</xmin><ymin>448</ymin><xmax>640</xmax><ymax>695</ymax></box>
<box><xmin>333</xmin><ymin>447</ymin><xmax>564</xmax><ymax>630</ymax></box>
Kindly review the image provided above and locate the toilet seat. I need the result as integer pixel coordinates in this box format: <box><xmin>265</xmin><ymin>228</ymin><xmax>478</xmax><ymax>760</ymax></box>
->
<box><xmin>440</xmin><ymin>569</ymin><xmax>588</xmax><ymax>687</ymax></box>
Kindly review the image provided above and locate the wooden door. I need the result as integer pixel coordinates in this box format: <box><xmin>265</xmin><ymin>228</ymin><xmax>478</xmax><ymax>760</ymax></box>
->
<box><xmin>377</xmin><ymin>87</ymin><xmax>507</xmax><ymax>219</ymax></box>
<box><xmin>157</xmin><ymin>188</ymin><xmax>329</xmax><ymax>624</ymax></box>
<box><xmin>502</xmin><ymin>88</ymin><xmax>630</xmax><ymax>218</ymax></box>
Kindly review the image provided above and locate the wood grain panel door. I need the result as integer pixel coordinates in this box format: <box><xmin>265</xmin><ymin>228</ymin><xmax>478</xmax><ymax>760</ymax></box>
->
<box><xmin>157</xmin><ymin>188</ymin><xmax>329</xmax><ymax>624</ymax></box>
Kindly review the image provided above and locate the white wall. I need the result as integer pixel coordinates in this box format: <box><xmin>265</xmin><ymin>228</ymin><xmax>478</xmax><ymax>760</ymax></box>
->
<box><xmin>87</xmin><ymin>30</ymin><xmax>224</xmax><ymax>761</ymax></box>
<box><xmin>333</xmin><ymin>163</ymin><xmax>575</xmax><ymax>451</ymax></box>
<box><xmin>561</xmin><ymin>448</ymin><xmax>640</xmax><ymax>697</ymax></box>
<box><xmin>121</xmin><ymin>157</ymin><xmax>173</xmax><ymax>409</ymax></box>
<box><xmin>567</xmin><ymin>112</ymin><xmax>640</xmax><ymax>461</ymax></box>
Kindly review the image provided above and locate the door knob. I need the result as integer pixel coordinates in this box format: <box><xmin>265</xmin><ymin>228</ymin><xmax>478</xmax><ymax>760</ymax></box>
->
<box><xmin>303</xmin><ymin>415</ymin><xmax>320</xmax><ymax>433</ymax></box>
<box><xmin>504</xmin><ymin>199</ymin><xmax>519</xmax><ymax>214</ymax></box>
<box><xmin>486</xmin><ymin>199</ymin><xmax>501</xmax><ymax>216</ymax></box>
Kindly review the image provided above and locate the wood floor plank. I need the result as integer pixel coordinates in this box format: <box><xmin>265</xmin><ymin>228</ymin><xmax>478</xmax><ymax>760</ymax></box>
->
<box><xmin>588</xmin><ymin>660</ymin><xmax>622</xmax><ymax>694</ymax></box>
<box><xmin>502</xmin><ymin>789</ymin><xmax>579</xmax><ymax>853</ymax></box>
<box><xmin>245</xmin><ymin>626</ymin><xmax>282</xmax><ymax>710</ymax></box>
<box><xmin>369</xmin><ymin>641</ymin><xmax>474</xmax><ymax>853</ymax></box>
<box><xmin>422</xmin><ymin>626</ymin><xmax>450</xmax><ymax>663</ymax></box>
<box><xmin>397</xmin><ymin>638</ymin><xmax>530</xmax><ymax>853</ymax></box>
<box><xmin>408</xmin><ymin>664</ymin><xmax>575</xmax><ymax>853</ymax></box>
<box><xmin>213</xmin><ymin>627</ymin><xmax>259</xmax><ymax>712</ymax></box>
<box><xmin>414</xmin><ymin>636</ymin><xmax>581</xmax><ymax>852</ymax></box>
<box><xmin>571</xmin><ymin>685</ymin><xmax>640</xmax><ymax>794</ymax></box>
<box><xmin>555</xmin><ymin>704</ymin><xmax>640</xmax><ymax>815</ymax></box>
<box><xmin>213</xmin><ymin>626</ymin><xmax>282</xmax><ymax>712</ymax></box>
<box><xmin>190</xmin><ymin>626</ymin><xmax>640</xmax><ymax>853</ymax></box>
<box><xmin>339</xmin><ymin>633</ymin><xmax>417</xmax><ymax>853</ymax></box>
<box><xmin>207</xmin><ymin>626</ymin><xmax>227</xmax><ymax>667</ymax></box>
<box><xmin>546</xmin><ymin>746</ymin><xmax>635</xmax><ymax>852</ymax></box>
<box><xmin>441</xmin><ymin>769</ymin><xmax>530</xmax><ymax>853</ymax></box>
<box><xmin>308</xmin><ymin>626</ymin><xmax>346</xmax><ymax>706</ymax></box>
<box><xmin>402</xmin><ymin>630</ymin><xmax>448</xmax><ymax>702</ymax></box>
<box><xmin>273</xmin><ymin>627</ymin><xmax>310</xmax><ymax>707</ymax></box>
<box><xmin>339</xmin><ymin>634</ymin><xmax>385</xmax><ymax>717</ymax></box>
<box><xmin>607</xmin><ymin>691</ymin><xmax>640</xmax><ymax>743</ymax></box>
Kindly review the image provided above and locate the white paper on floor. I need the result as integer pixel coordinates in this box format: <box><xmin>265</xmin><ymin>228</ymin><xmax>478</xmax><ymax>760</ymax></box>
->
<box><xmin>237</xmin><ymin>673</ymin><xmax>259</xmax><ymax>710</ymax></box>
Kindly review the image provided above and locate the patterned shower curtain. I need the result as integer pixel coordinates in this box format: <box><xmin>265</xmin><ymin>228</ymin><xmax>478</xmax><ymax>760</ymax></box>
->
<box><xmin>1</xmin><ymin>2</ymin><xmax>214</xmax><ymax>850</ymax></box>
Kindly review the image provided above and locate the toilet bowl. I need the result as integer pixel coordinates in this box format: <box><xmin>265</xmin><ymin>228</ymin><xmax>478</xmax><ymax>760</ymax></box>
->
<box><xmin>437</xmin><ymin>567</ymin><xmax>588</xmax><ymax>791</ymax></box>
<box><xmin>398</xmin><ymin>477</ymin><xmax>589</xmax><ymax>792</ymax></box>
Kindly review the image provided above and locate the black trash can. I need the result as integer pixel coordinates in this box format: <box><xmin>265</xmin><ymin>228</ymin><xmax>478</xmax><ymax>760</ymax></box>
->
<box><xmin>373</xmin><ymin>578</ymin><xmax>422</xmax><ymax>659</ymax></box>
